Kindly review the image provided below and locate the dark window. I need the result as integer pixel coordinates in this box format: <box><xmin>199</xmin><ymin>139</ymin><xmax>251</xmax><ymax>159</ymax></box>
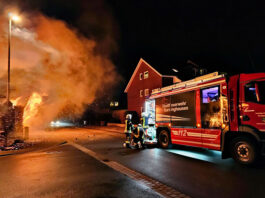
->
<box><xmin>245</xmin><ymin>82</ymin><xmax>257</xmax><ymax>103</ymax></box>
<box><xmin>144</xmin><ymin>71</ymin><xmax>149</xmax><ymax>79</ymax></box>
<box><xmin>139</xmin><ymin>73</ymin><xmax>143</xmax><ymax>80</ymax></box>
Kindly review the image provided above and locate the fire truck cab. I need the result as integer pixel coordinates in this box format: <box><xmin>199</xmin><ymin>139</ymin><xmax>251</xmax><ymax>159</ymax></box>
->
<box><xmin>143</xmin><ymin>72</ymin><xmax>265</xmax><ymax>165</ymax></box>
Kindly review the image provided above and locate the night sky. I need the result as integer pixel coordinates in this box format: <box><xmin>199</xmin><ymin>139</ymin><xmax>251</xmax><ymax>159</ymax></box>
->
<box><xmin>9</xmin><ymin>0</ymin><xmax>265</xmax><ymax>85</ymax></box>
<box><xmin>108</xmin><ymin>1</ymin><xmax>265</xmax><ymax>79</ymax></box>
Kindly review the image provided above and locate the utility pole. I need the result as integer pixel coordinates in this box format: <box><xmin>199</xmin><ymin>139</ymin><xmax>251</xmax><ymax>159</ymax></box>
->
<box><xmin>3</xmin><ymin>13</ymin><xmax>21</xmax><ymax>147</ymax></box>
<box><xmin>7</xmin><ymin>18</ymin><xmax>11</xmax><ymax>103</ymax></box>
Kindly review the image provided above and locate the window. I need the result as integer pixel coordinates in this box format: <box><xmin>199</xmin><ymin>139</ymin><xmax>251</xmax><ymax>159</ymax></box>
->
<box><xmin>245</xmin><ymin>82</ymin><xmax>257</xmax><ymax>103</ymax></box>
<box><xmin>139</xmin><ymin>73</ymin><xmax>143</xmax><ymax>80</ymax></box>
<box><xmin>145</xmin><ymin>89</ymin><xmax>149</xmax><ymax>96</ymax></box>
<box><xmin>245</xmin><ymin>81</ymin><xmax>265</xmax><ymax>104</ymax></box>
<box><xmin>201</xmin><ymin>86</ymin><xmax>221</xmax><ymax>128</ymax></box>
<box><xmin>202</xmin><ymin>86</ymin><xmax>220</xmax><ymax>103</ymax></box>
<box><xmin>144</xmin><ymin>71</ymin><xmax>149</xmax><ymax>79</ymax></box>
<box><xmin>140</xmin><ymin>90</ymin><xmax>143</xmax><ymax>97</ymax></box>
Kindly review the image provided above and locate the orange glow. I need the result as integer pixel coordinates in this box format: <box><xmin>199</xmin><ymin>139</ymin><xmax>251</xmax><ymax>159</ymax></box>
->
<box><xmin>209</xmin><ymin>116</ymin><xmax>222</xmax><ymax>128</ymax></box>
<box><xmin>197</xmin><ymin>123</ymin><xmax>201</xmax><ymax>128</ymax></box>
<box><xmin>168</xmin><ymin>123</ymin><xmax>171</xmax><ymax>127</ymax></box>
<box><xmin>9</xmin><ymin>13</ymin><xmax>21</xmax><ymax>22</ymax></box>
<box><xmin>23</xmin><ymin>92</ymin><xmax>42</xmax><ymax>126</ymax></box>
<box><xmin>0</xmin><ymin>13</ymin><xmax>119</xmax><ymax>128</ymax></box>
<box><xmin>10</xmin><ymin>97</ymin><xmax>21</xmax><ymax>106</ymax></box>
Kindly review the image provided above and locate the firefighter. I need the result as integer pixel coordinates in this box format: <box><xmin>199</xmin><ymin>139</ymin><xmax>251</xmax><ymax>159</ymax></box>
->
<box><xmin>141</xmin><ymin>112</ymin><xmax>147</xmax><ymax>129</ymax></box>
<box><xmin>123</xmin><ymin>114</ymin><xmax>133</xmax><ymax>148</ymax></box>
<box><xmin>141</xmin><ymin>112</ymin><xmax>150</xmax><ymax>142</ymax></box>
<box><xmin>132</xmin><ymin>124</ymin><xmax>144</xmax><ymax>149</ymax></box>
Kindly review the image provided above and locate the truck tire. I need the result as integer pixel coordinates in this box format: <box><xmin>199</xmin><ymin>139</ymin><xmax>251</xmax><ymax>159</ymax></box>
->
<box><xmin>159</xmin><ymin>130</ymin><xmax>170</xmax><ymax>149</ymax></box>
<box><xmin>230</xmin><ymin>137</ymin><xmax>257</xmax><ymax>165</ymax></box>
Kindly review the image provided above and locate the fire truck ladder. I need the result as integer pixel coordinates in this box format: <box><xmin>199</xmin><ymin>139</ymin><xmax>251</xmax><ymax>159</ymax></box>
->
<box><xmin>152</xmin><ymin>72</ymin><xmax>225</xmax><ymax>95</ymax></box>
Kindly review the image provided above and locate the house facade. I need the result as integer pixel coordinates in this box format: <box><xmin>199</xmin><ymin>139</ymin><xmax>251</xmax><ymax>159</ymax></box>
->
<box><xmin>124</xmin><ymin>58</ymin><xmax>180</xmax><ymax>118</ymax></box>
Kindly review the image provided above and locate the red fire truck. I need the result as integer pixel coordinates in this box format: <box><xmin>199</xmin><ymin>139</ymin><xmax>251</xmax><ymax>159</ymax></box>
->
<box><xmin>143</xmin><ymin>72</ymin><xmax>265</xmax><ymax>164</ymax></box>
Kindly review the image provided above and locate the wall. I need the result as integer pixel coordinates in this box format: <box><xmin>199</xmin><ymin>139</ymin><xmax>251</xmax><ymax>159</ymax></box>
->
<box><xmin>127</xmin><ymin>61</ymin><xmax>162</xmax><ymax>117</ymax></box>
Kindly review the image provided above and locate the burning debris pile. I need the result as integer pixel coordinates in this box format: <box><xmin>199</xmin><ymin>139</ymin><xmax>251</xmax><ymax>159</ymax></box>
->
<box><xmin>22</xmin><ymin>92</ymin><xmax>42</xmax><ymax>127</ymax></box>
<box><xmin>0</xmin><ymin>7</ymin><xmax>120</xmax><ymax>128</ymax></box>
<box><xmin>0</xmin><ymin>137</ymin><xmax>33</xmax><ymax>151</ymax></box>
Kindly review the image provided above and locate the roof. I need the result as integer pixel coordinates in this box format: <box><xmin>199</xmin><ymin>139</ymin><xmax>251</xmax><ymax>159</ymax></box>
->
<box><xmin>124</xmin><ymin>58</ymin><xmax>162</xmax><ymax>93</ymax></box>
<box><xmin>240</xmin><ymin>73</ymin><xmax>265</xmax><ymax>82</ymax></box>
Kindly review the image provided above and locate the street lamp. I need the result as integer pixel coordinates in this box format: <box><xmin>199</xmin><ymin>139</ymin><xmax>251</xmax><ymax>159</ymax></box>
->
<box><xmin>7</xmin><ymin>13</ymin><xmax>21</xmax><ymax>103</ymax></box>
<box><xmin>3</xmin><ymin>13</ymin><xmax>21</xmax><ymax>147</ymax></box>
<box><xmin>172</xmin><ymin>68</ymin><xmax>179</xmax><ymax>73</ymax></box>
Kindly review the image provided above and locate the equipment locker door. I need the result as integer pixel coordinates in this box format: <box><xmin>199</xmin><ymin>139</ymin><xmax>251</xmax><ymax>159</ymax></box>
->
<box><xmin>200</xmin><ymin>86</ymin><xmax>222</xmax><ymax>150</ymax></box>
<box><xmin>170</xmin><ymin>91</ymin><xmax>202</xmax><ymax>147</ymax></box>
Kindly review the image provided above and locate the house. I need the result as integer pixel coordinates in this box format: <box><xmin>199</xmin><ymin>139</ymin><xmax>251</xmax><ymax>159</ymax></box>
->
<box><xmin>124</xmin><ymin>58</ymin><xmax>180</xmax><ymax>118</ymax></box>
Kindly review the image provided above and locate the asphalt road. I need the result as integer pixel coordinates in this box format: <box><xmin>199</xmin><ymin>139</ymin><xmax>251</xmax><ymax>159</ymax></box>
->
<box><xmin>0</xmin><ymin>141</ymin><xmax>161</xmax><ymax>198</ymax></box>
<box><xmin>75</xmin><ymin>127</ymin><xmax>265</xmax><ymax>198</ymax></box>
<box><xmin>1</xmin><ymin>127</ymin><xmax>265</xmax><ymax>198</ymax></box>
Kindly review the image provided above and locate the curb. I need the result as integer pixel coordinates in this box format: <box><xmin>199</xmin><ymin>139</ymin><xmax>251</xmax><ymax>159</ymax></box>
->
<box><xmin>70</xmin><ymin>142</ymin><xmax>191</xmax><ymax>198</ymax></box>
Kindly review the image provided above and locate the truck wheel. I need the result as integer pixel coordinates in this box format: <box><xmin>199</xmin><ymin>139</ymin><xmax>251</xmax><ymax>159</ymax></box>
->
<box><xmin>230</xmin><ymin>137</ymin><xmax>257</xmax><ymax>165</ymax></box>
<box><xmin>159</xmin><ymin>130</ymin><xmax>170</xmax><ymax>149</ymax></box>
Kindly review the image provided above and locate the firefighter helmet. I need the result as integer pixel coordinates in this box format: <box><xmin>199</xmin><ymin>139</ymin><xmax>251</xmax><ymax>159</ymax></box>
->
<box><xmin>126</xmin><ymin>114</ymin><xmax>132</xmax><ymax>120</ymax></box>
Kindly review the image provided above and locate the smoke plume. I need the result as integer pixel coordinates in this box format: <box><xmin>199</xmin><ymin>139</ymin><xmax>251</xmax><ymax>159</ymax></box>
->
<box><xmin>0</xmin><ymin>8</ymin><xmax>120</xmax><ymax>128</ymax></box>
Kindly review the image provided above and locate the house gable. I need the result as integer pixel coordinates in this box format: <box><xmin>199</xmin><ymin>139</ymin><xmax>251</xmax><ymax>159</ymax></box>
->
<box><xmin>124</xmin><ymin>58</ymin><xmax>162</xmax><ymax>93</ymax></box>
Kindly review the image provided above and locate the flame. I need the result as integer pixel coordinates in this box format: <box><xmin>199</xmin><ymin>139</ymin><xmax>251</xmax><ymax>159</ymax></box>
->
<box><xmin>0</xmin><ymin>12</ymin><xmax>120</xmax><ymax>128</ymax></box>
<box><xmin>23</xmin><ymin>92</ymin><xmax>43</xmax><ymax>126</ymax></box>
<box><xmin>10</xmin><ymin>97</ymin><xmax>22</xmax><ymax>106</ymax></box>
<box><xmin>209</xmin><ymin>114</ymin><xmax>222</xmax><ymax>128</ymax></box>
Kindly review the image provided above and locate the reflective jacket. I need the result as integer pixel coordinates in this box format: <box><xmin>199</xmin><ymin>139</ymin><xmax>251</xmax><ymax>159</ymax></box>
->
<box><xmin>141</xmin><ymin>116</ymin><xmax>149</xmax><ymax>129</ymax></box>
<box><xmin>133</xmin><ymin>126</ymin><xmax>144</xmax><ymax>139</ymax></box>
<box><xmin>124</xmin><ymin>119</ymin><xmax>133</xmax><ymax>133</ymax></box>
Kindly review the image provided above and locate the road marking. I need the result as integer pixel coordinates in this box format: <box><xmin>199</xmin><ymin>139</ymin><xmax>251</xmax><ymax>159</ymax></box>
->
<box><xmin>69</xmin><ymin>141</ymin><xmax>191</xmax><ymax>198</ymax></box>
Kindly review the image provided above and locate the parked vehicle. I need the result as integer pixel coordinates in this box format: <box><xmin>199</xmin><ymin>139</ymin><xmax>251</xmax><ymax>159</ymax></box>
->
<box><xmin>143</xmin><ymin>72</ymin><xmax>265</xmax><ymax>165</ymax></box>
